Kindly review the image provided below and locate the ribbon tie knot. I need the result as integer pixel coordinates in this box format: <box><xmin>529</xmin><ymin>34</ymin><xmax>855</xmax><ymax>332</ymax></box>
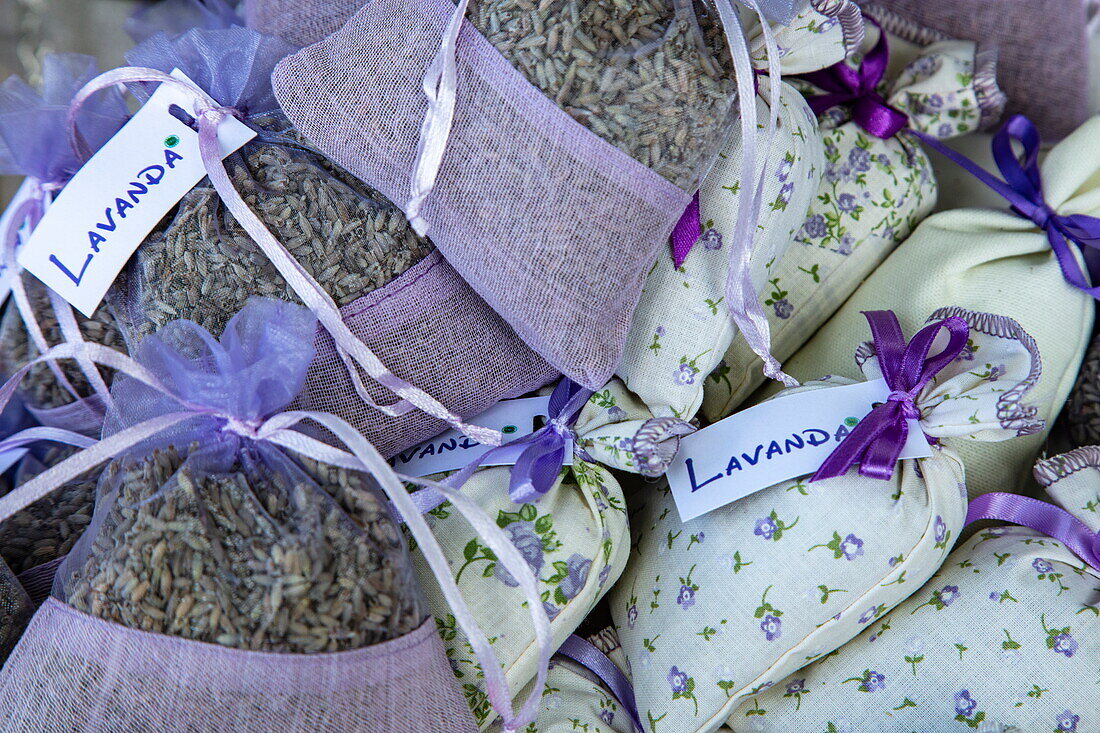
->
<box><xmin>1029</xmin><ymin>202</ymin><xmax>1056</xmax><ymax>230</ymax></box>
<box><xmin>796</xmin><ymin>20</ymin><xmax>909</xmax><ymax>140</ymax></box>
<box><xmin>886</xmin><ymin>389</ymin><xmax>920</xmax><ymax>420</ymax></box>
<box><xmin>221</xmin><ymin>415</ymin><xmax>263</xmax><ymax>439</ymax></box>
<box><xmin>811</xmin><ymin>310</ymin><xmax>970</xmax><ymax>483</ymax></box>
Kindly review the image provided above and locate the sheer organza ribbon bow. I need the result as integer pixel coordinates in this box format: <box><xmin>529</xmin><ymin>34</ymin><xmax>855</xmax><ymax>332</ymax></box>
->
<box><xmin>811</xmin><ymin>310</ymin><xmax>969</xmax><ymax>482</ymax></box>
<box><xmin>0</xmin><ymin>300</ymin><xmax>552</xmax><ymax>733</ymax></box>
<box><xmin>912</xmin><ymin>114</ymin><xmax>1100</xmax><ymax>298</ymax></box>
<box><xmin>797</xmin><ymin>19</ymin><xmax>909</xmax><ymax>139</ymax></box>
<box><xmin>67</xmin><ymin>67</ymin><xmax>506</xmax><ymax>449</ymax></box>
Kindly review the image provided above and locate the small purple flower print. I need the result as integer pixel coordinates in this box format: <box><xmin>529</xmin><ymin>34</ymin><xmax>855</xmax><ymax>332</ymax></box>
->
<box><xmin>989</xmin><ymin>591</ymin><xmax>999</xmax><ymax>601</ymax></box>
<box><xmin>927</xmin><ymin>93</ymin><xmax>944</xmax><ymax>108</ymax></box>
<box><xmin>778</xmin><ymin>181</ymin><xmax>794</xmax><ymax>205</ymax></box>
<box><xmin>677</xmin><ymin>584</ymin><xmax>696</xmax><ymax>609</ymax></box>
<box><xmin>934</xmin><ymin>515</ymin><xmax>947</xmax><ymax>544</ymax></box>
<box><xmin>598</xmin><ymin>564</ymin><xmax>611</xmax><ymax>586</ymax></box>
<box><xmin>841</xmin><ymin>533</ymin><xmax>865</xmax><ymax>561</ymax></box>
<box><xmin>803</xmin><ymin>214</ymin><xmax>828</xmax><ymax>239</ymax></box>
<box><xmin>607</xmin><ymin>405</ymin><xmax>626</xmax><ymax>421</ymax></box>
<box><xmin>761</xmin><ymin>614</ymin><xmax>782</xmax><ymax>641</ymax></box>
<box><xmin>786</xmin><ymin>679</ymin><xmax>805</xmax><ymax>695</ymax></box>
<box><xmin>777</xmin><ymin>158</ymin><xmax>793</xmax><ymax>181</ymax></box>
<box><xmin>675</xmin><ymin>363</ymin><xmax>697</xmax><ymax>386</ymax></box>
<box><xmin>700</xmin><ymin>229</ymin><xmax>723</xmax><ymax>250</ymax></box>
<box><xmin>864</xmin><ymin>671</ymin><xmax>886</xmax><ymax>692</ymax></box>
<box><xmin>599</xmin><ymin>709</ymin><xmax>614</xmax><ymax>725</ymax></box>
<box><xmin>876</xmin><ymin>153</ymin><xmax>890</xmax><ymax>167</ymax></box>
<box><xmin>849</xmin><ymin>147</ymin><xmax>871</xmax><ymax>172</ymax></box>
<box><xmin>937</xmin><ymin>122</ymin><xmax>953</xmax><ymax>138</ymax></box>
<box><xmin>617</xmin><ymin>437</ymin><xmax>634</xmax><ymax>452</ymax></box>
<box><xmin>755</xmin><ymin>517</ymin><xmax>778</xmax><ymax>540</ymax></box>
<box><xmin>1033</xmin><ymin>558</ymin><xmax>1054</xmax><ymax>575</ymax></box>
<box><xmin>494</xmin><ymin>522</ymin><xmax>545</xmax><ymax>587</ymax></box>
<box><xmin>559</xmin><ymin>554</ymin><xmax>592</xmax><ymax>601</ymax></box>
<box><xmin>772</xmin><ymin>298</ymin><xmax>793</xmax><ymax>319</ymax></box>
<box><xmin>655</xmin><ymin>326</ymin><xmax>666</xmax><ymax>337</ymax></box>
<box><xmin>988</xmin><ymin>363</ymin><xmax>1006</xmax><ymax>382</ymax></box>
<box><xmin>543</xmin><ymin>601</ymin><xmax>561</xmax><ymax>620</ymax></box>
<box><xmin>837</xmin><ymin>193</ymin><xmax>858</xmax><ymax>212</ymax></box>
<box><xmin>954</xmin><ymin>690</ymin><xmax>978</xmax><ymax>717</ymax></box>
<box><xmin>696</xmin><ymin>532</ymin><xmax>705</xmax><ymax>543</ymax></box>
<box><xmin>939</xmin><ymin>585</ymin><xmax>960</xmax><ymax>607</ymax></box>
<box><xmin>858</xmin><ymin>606</ymin><xmax>878</xmax><ymax>624</ymax></box>
<box><xmin>668</xmin><ymin>666</ymin><xmax>689</xmax><ymax>694</ymax></box>
<box><xmin>627</xmin><ymin>604</ymin><xmax>638</xmax><ymax>628</ymax></box>
<box><xmin>1057</xmin><ymin>710</ymin><xmax>1080</xmax><ymax>731</ymax></box>
<box><xmin>836</xmin><ymin>233</ymin><xmax>854</xmax><ymax>256</ymax></box>
<box><xmin>888</xmin><ymin>556</ymin><xmax>900</xmax><ymax>567</ymax></box>
<box><xmin>1053</xmin><ymin>633</ymin><xmax>1079</xmax><ymax>657</ymax></box>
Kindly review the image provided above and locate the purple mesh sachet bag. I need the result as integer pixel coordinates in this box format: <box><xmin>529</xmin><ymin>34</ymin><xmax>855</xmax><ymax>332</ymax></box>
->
<box><xmin>0</xmin><ymin>54</ymin><xmax>130</xmax><ymax>435</ymax></box>
<box><xmin>271</xmin><ymin>0</ymin><xmax>752</xmax><ymax>389</ymax></box>
<box><xmin>243</xmin><ymin>0</ymin><xmax>367</xmax><ymax>47</ymax></box>
<box><xmin>862</xmin><ymin>0</ymin><xmax>1089</xmax><ymax>141</ymax></box>
<box><xmin>112</xmin><ymin>27</ymin><xmax>557</xmax><ymax>458</ymax></box>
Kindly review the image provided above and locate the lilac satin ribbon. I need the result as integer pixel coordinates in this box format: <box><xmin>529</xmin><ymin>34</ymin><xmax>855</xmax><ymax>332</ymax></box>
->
<box><xmin>797</xmin><ymin>20</ymin><xmax>908</xmax><ymax>139</ymax></box>
<box><xmin>557</xmin><ymin>634</ymin><xmax>642</xmax><ymax>732</ymax></box>
<box><xmin>811</xmin><ymin>310</ymin><xmax>969</xmax><ymax>482</ymax></box>
<box><xmin>966</xmin><ymin>493</ymin><xmax>1100</xmax><ymax>572</ymax></box>
<box><xmin>910</xmin><ymin>114</ymin><xmax>1100</xmax><ymax>298</ymax></box>
<box><xmin>670</xmin><ymin>192</ymin><xmax>701</xmax><ymax>269</ymax></box>
<box><xmin>411</xmin><ymin>378</ymin><xmax>593</xmax><ymax>513</ymax></box>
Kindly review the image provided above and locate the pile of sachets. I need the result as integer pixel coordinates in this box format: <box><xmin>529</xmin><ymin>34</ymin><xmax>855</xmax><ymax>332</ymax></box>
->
<box><xmin>0</xmin><ymin>0</ymin><xmax>1097</xmax><ymax>730</ymax></box>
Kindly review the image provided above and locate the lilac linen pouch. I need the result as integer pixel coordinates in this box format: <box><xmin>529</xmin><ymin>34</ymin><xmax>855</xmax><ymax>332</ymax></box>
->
<box><xmin>270</xmin><ymin>0</ymin><xmax>749</xmax><ymax>388</ymax></box>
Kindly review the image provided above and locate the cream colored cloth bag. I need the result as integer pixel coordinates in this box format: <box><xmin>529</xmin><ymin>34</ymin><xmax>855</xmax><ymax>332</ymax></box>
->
<box><xmin>703</xmin><ymin>29</ymin><xmax>1005</xmax><ymax>420</ymax></box>
<box><xmin>767</xmin><ymin>115</ymin><xmax>1100</xmax><ymax>497</ymax></box>
<box><xmin>615</xmin><ymin>0</ymin><xmax>858</xmax><ymax>423</ymax></box>
<box><xmin>609</xmin><ymin>308</ymin><xmax>1042</xmax><ymax>733</ymax></box>
<box><xmin>727</xmin><ymin>447</ymin><xmax>1100</xmax><ymax>732</ymax></box>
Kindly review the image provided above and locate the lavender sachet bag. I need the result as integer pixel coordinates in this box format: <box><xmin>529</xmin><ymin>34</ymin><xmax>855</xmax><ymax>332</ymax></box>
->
<box><xmin>0</xmin><ymin>54</ymin><xmax>130</xmax><ymax>435</ymax></box>
<box><xmin>270</xmin><ymin>0</ymin><xmax>769</xmax><ymax>389</ymax></box>
<box><xmin>109</xmin><ymin>27</ymin><xmax>556</xmax><ymax>458</ymax></box>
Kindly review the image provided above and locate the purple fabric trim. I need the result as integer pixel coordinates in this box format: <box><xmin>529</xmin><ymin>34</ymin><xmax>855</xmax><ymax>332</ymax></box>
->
<box><xmin>671</xmin><ymin>193</ymin><xmax>701</xmax><ymax>269</ymax></box>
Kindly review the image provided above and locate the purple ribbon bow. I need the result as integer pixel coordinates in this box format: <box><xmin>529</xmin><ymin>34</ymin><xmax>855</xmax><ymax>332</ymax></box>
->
<box><xmin>811</xmin><ymin>310</ymin><xmax>969</xmax><ymax>482</ymax></box>
<box><xmin>966</xmin><ymin>493</ymin><xmax>1100</xmax><ymax>573</ymax></box>
<box><xmin>912</xmin><ymin>114</ymin><xmax>1100</xmax><ymax>298</ymax></box>
<box><xmin>797</xmin><ymin>21</ymin><xmax>909</xmax><ymax>140</ymax></box>
<box><xmin>413</xmin><ymin>378</ymin><xmax>593</xmax><ymax>513</ymax></box>
<box><xmin>558</xmin><ymin>635</ymin><xmax>643</xmax><ymax>732</ymax></box>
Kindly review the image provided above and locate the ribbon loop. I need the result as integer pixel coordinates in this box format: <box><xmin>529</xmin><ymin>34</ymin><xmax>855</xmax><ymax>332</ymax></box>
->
<box><xmin>910</xmin><ymin>114</ymin><xmax>1100</xmax><ymax>300</ymax></box>
<box><xmin>966</xmin><ymin>492</ymin><xmax>1100</xmax><ymax>573</ymax></box>
<box><xmin>797</xmin><ymin>19</ymin><xmax>909</xmax><ymax>139</ymax></box>
<box><xmin>811</xmin><ymin>310</ymin><xmax>969</xmax><ymax>482</ymax></box>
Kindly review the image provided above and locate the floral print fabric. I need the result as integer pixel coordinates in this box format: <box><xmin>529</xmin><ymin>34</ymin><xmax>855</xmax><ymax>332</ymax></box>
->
<box><xmin>609</xmin><ymin>309</ymin><xmax>1042</xmax><ymax>732</ymax></box>
<box><xmin>728</xmin><ymin>448</ymin><xmax>1100</xmax><ymax>732</ymax></box>
<box><xmin>767</xmin><ymin>114</ymin><xmax>1100</xmax><ymax>497</ymax></box>
<box><xmin>703</xmin><ymin>33</ymin><xmax>1003</xmax><ymax>421</ymax></box>
<box><xmin>615</xmin><ymin>2</ymin><xmax>848</xmax><ymax>425</ymax></box>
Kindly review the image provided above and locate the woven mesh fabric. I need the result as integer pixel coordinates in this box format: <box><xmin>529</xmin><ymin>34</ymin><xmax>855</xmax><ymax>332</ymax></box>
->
<box><xmin>272</xmin><ymin>0</ymin><xmax>693</xmax><ymax>389</ymax></box>
<box><xmin>293</xmin><ymin>250</ymin><xmax>559</xmax><ymax>459</ymax></box>
<box><xmin>863</xmin><ymin>0</ymin><xmax>1088</xmax><ymax>140</ymax></box>
<box><xmin>243</xmin><ymin>0</ymin><xmax>366</xmax><ymax>47</ymax></box>
<box><xmin>0</xmin><ymin>599</ymin><xmax>477</xmax><ymax>732</ymax></box>
<box><xmin>0</xmin><ymin>558</ymin><xmax>31</xmax><ymax>664</ymax></box>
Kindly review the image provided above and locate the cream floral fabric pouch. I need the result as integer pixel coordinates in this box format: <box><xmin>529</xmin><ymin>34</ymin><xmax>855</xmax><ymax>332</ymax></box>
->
<box><xmin>610</xmin><ymin>308</ymin><xmax>1042</xmax><ymax>733</ymax></box>
<box><xmin>728</xmin><ymin>447</ymin><xmax>1100</xmax><ymax>732</ymax></box>
<box><xmin>703</xmin><ymin>25</ymin><xmax>1005</xmax><ymax>420</ymax></box>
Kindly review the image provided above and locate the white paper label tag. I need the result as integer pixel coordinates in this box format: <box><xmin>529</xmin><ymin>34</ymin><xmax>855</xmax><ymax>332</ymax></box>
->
<box><xmin>667</xmin><ymin>379</ymin><xmax>933</xmax><ymax>522</ymax></box>
<box><xmin>0</xmin><ymin>448</ymin><xmax>27</xmax><ymax>477</ymax></box>
<box><xmin>18</xmin><ymin>69</ymin><xmax>255</xmax><ymax>317</ymax></box>
<box><xmin>0</xmin><ymin>178</ymin><xmax>42</xmax><ymax>302</ymax></box>
<box><xmin>392</xmin><ymin>396</ymin><xmax>573</xmax><ymax>478</ymax></box>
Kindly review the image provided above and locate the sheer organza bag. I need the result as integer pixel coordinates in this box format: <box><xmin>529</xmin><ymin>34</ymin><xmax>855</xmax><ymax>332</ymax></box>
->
<box><xmin>0</xmin><ymin>299</ymin><xmax>556</xmax><ymax>732</ymax></box>
<box><xmin>729</xmin><ymin>448</ymin><xmax>1100</xmax><ymax>732</ymax></box>
<box><xmin>0</xmin><ymin>54</ymin><xmax>130</xmax><ymax>436</ymax></box>
<box><xmin>611</xmin><ymin>308</ymin><xmax>1044</xmax><ymax>732</ymax></box>
<box><xmin>243</xmin><ymin>0</ymin><xmax>366</xmax><ymax>46</ymax></box>
<box><xmin>269</xmin><ymin>0</ymin><xmax>789</xmax><ymax>389</ymax></box>
<box><xmin>102</xmin><ymin>27</ymin><xmax>555</xmax><ymax>458</ymax></box>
